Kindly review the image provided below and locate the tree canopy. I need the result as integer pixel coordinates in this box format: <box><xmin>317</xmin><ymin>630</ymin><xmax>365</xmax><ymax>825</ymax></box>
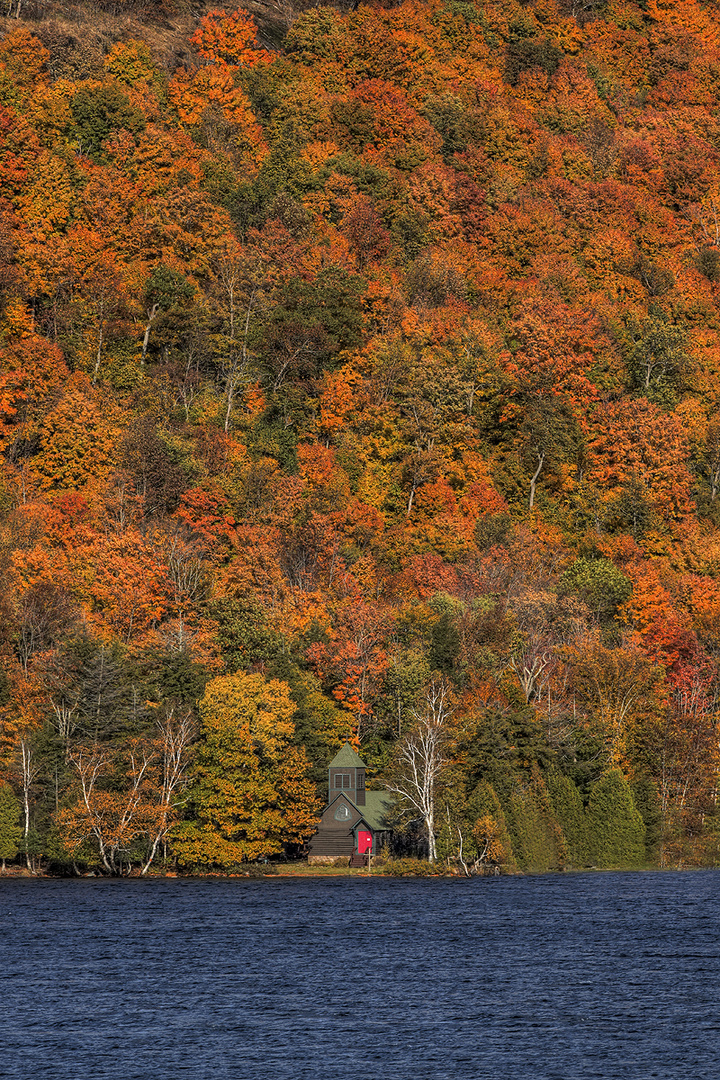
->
<box><xmin>1</xmin><ymin>0</ymin><xmax>720</xmax><ymax>872</ymax></box>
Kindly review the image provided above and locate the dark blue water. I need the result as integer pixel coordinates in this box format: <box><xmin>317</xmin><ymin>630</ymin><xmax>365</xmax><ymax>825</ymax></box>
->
<box><xmin>2</xmin><ymin>870</ymin><xmax>719</xmax><ymax>1079</ymax></box>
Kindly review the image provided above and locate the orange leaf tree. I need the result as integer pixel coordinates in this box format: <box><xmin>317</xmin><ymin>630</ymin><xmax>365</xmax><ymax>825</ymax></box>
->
<box><xmin>190</xmin><ymin>8</ymin><xmax>272</xmax><ymax>67</ymax></box>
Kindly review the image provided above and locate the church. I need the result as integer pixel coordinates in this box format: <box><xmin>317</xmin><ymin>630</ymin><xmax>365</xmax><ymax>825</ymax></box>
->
<box><xmin>307</xmin><ymin>743</ymin><xmax>393</xmax><ymax>866</ymax></box>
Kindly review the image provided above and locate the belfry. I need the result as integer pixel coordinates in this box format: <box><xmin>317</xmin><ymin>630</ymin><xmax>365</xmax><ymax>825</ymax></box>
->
<box><xmin>307</xmin><ymin>743</ymin><xmax>393</xmax><ymax>866</ymax></box>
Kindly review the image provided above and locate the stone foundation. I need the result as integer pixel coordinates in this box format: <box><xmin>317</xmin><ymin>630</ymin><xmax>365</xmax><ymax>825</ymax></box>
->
<box><xmin>308</xmin><ymin>855</ymin><xmax>350</xmax><ymax>866</ymax></box>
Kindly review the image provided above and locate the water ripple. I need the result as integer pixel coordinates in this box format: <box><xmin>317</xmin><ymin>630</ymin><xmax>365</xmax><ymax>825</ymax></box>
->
<box><xmin>1</xmin><ymin>870</ymin><xmax>719</xmax><ymax>1079</ymax></box>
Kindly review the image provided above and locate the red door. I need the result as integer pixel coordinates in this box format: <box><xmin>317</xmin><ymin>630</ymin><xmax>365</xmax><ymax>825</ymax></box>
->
<box><xmin>358</xmin><ymin>830</ymin><xmax>373</xmax><ymax>854</ymax></box>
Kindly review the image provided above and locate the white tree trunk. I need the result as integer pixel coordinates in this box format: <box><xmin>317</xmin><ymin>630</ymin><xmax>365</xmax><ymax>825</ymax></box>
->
<box><xmin>141</xmin><ymin>708</ymin><xmax>196</xmax><ymax>875</ymax></box>
<box><xmin>19</xmin><ymin>740</ymin><xmax>39</xmax><ymax>872</ymax></box>
<box><xmin>386</xmin><ymin>680</ymin><xmax>452</xmax><ymax>863</ymax></box>
<box><xmin>141</xmin><ymin>303</ymin><xmax>160</xmax><ymax>361</ymax></box>
<box><xmin>529</xmin><ymin>451</ymin><xmax>545</xmax><ymax>510</ymax></box>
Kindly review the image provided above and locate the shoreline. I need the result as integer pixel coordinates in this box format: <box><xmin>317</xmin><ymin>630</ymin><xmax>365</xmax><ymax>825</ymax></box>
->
<box><xmin>1</xmin><ymin>862</ymin><xmax>716</xmax><ymax>880</ymax></box>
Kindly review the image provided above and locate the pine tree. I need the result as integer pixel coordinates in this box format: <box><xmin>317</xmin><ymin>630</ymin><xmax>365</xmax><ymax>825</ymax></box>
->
<box><xmin>631</xmin><ymin>775</ymin><xmax>662</xmax><ymax>863</ymax></box>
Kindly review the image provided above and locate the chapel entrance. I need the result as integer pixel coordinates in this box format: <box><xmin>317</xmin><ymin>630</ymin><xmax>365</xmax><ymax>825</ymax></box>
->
<box><xmin>357</xmin><ymin>830</ymin><xmax>373</xmax><ymax>854</ymax></box>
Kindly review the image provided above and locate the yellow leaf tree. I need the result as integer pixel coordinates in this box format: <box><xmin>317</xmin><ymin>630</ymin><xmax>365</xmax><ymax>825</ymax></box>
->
<box><xmin>172</xmin><ymin>673</ymin><xmax>320</xmax><ymax>867</ymax></box>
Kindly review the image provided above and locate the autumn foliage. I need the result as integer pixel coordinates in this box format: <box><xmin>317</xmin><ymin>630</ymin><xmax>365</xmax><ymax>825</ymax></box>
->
<box><xmin>1</xmin><ymin>0</ymin><xmax>720</xmax><ymax>873</ymax></box>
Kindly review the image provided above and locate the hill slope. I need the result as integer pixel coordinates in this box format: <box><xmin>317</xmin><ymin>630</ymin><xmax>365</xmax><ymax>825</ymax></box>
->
<box><xmin>1</xmin><ymin>0</ymin><xmax>720</xmax><ymax>872</ymax></box>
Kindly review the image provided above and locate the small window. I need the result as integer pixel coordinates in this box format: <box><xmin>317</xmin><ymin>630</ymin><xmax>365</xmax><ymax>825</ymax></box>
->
<box><xmin>334</xmin><ymin>773</ymin><xmax>351</xmax><ymax>789</ymax></box>
<box><xmin>357</xmin><ymin>773</ymin><xmax>365</xmax><ymax>790</ymax></box>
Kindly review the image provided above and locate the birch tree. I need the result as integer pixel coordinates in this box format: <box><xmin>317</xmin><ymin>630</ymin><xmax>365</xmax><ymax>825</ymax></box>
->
<box><xmin>59</xmin><ymin>741</ymin><xmax>157</xmax><ymax>875</ymax></box>
<box><xmin>18</xmin><ymin>737</ymin><xmax>39</xmax><ymax>871</ymax></box>
<box><xmin>386</xmin><ymin>680</ymin><xmax>453</xmax><ymax>863</ymax></box>
<box><xmin>212</xmin><ymin>242</ymin><xmax>266</xmax><ymax>432</ymax></box>
<box><xmin>57</xmin><ymin>712</ymin><xmax>196</xmax><ymax>876</ymax></box>
<box><xmin>141</xmin><ymin>707</ymin><xmax>197</xmax><ymax>875</ymax></box>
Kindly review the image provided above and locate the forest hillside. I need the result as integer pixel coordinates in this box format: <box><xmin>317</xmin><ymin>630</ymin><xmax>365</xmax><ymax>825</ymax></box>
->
<box><xmin>1</xmin><ymin>0</ymin><xmax>720</xmax><ymax>874</ymax></box>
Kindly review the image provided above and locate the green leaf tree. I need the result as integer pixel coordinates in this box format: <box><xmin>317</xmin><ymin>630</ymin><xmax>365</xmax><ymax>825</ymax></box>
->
<box><xmin>521</xmin><ymin>398</ymin><xmax>582</xmax><ymax>511</ymax></box>
<box><xmin>560</xmin><ymin>557</ymin><xmax>632</xmax><ymax>625</ymax></box>
<box><xmin>467</xmin><ymin>780</ymin><xmax>516</xmax><ymax>872</ymax></box>
<box><xmin>70</xmin><ymin>83</ymin><xmax>145</xmax><ymax>162</ymax></box>
<box><xmin>625</xmin><ymin>314</ymin><xmax>690</xmax><ymax>402</ymax></box>
<box><xmin>141</xmin><ymin>265</ymin><xmax>197</xmax><ymax>362</ymax></box>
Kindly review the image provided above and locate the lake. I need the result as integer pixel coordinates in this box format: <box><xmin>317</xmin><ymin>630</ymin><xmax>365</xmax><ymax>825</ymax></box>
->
<box><xmin>2</xmin><ymin>870</ymin><xmax>718</xmax><ymax>1079</ymax></box>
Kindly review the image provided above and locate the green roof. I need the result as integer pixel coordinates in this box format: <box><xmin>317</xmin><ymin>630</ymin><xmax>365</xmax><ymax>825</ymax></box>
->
<box><xmin>329</xmin><ymin>742</ymin><xmax>366</xmax><ymax>768</ymax></box>
<box><xmin>360</xmin><ymin>791</ymin><xmax>395</xmax><ymax>831</ymax></box>
<box><xmin>324</xmin><ymin>787</ymin><xmax>395</xmax><ymax>830</ymax></box>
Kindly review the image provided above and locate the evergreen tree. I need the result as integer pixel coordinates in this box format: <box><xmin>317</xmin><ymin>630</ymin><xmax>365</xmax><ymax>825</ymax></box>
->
<box><xmin>586</xmin><ymin>769</ymin><xmax>646</xmax><ymax>868</ymax></box>
<box><xmin>437</xmin><ymin>775</ymin><xmax>516</xmax><ymax>872</ymax></box>
<box><xmin>468</xmin><ymin>780</ymin><xmax>516</xmax><ymax>871</ymax></box>
<box><xmin>57</xmin><ymin>634</ymin><xmax>141</xmax><ymax>743</ymax></box>
<box><xmin>547</xmin><ymin>768</ymin><xmax>589</xmax><ymax>867</ymax></box>
<box><xmin>631</xmin><ymin>775</ymin><xmax>662</xmax><ymax>863</ymax></box>
<box><xmin>265</xmin><ymin>655</ymin><xmax>348</xmax><ymax>791</ymax></box>
<box><xmin>210</xmin><ymin>597</ymin><xmax>284</xmax><ymax>671</ymax></box>
<box><xmin>429</xmin><ymin>611</ymin><xmax>461</xmax><ymax>675</ymax></box>
<box><xmin>504</xmin><ymin>767</ymin><xmax>566</xmax><ymax>872</ymax></box>
<box><xmin>0</xmin><ymin>784</ymin><xmax>22</xmax><ymax>871</ymax></box>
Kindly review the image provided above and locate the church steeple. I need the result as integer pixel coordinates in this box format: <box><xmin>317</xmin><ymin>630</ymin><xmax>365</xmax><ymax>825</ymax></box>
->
<box><xmin>328</xmin><ymin>742</ymin><xmax>366</xmax><ymax>806</ymax></box>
